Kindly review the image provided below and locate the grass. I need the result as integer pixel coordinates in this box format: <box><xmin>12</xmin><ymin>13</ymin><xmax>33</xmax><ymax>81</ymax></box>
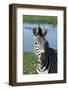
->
<box><xmin>23</xmin><ymin>15</ymin><xmax>57</xmax><ymax>25</ymax></box>
<box><xmin>23</xmin><ymin>52</ymin><xmax>37</xmax><ymax>74</ymax></box>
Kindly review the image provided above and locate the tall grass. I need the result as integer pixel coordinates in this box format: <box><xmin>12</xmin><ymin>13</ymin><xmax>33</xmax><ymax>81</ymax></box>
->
<box><xmin>23</xmin><ymin>15</ymin><xmax>57</xmax><ymax>25</ymax></box>
<box><xmin>23</xmin><ymin>52</ymin><xmax>37</xmax><ymax>74</ymax></box>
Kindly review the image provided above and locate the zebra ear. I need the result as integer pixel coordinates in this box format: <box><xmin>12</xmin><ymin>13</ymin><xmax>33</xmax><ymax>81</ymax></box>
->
<box><xmin>43</xmin><ymin>29</ymin><xmax>48</xmax><ymax>36</ymax></box>
<box><xmin>33</xmin><ymin>28</ymin><xmax>38</xmax><ymax>36</ymax></box>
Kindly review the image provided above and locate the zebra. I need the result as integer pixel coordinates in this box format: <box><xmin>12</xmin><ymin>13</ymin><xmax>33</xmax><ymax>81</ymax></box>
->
<box><xmin>33</xmin><ymin>27</ymin><xmax>57</xmax><ymax>74</ymax></box>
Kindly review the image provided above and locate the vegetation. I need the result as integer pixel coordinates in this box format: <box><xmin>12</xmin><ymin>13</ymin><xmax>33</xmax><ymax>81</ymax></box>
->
<box><xmin>23</xmin><ymin>15</ymin><xmax>57</xmax><ymax>25</ymax></box>
<box><xmin>23</xmin><ymin>52</ymin><xmax>37</xmax><ymax>74</ymax></box>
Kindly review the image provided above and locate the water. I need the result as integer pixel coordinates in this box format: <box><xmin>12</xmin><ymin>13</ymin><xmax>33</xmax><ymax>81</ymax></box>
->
<box><xmin>23</xmin><ymin>23</ymin><xmax>57</xmax><ymax>52</ymax></box>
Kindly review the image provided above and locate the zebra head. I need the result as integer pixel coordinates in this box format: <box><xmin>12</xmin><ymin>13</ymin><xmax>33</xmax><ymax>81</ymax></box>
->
<box><xmin>33</xmin><ymin>27</ymin><xmax>49</xmax><ymax>53</ymax></box>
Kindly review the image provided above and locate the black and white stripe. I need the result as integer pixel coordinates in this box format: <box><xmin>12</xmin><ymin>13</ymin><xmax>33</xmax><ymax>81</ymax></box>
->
<box><xmin>33</xmin><ymin>27</ymin><xmax>57</xmax><ymax>74</ymax></box>
<box><xmin>34</xmin><ymin>37</ymin><xmax>49</xmax><ymax>74</ymax></box>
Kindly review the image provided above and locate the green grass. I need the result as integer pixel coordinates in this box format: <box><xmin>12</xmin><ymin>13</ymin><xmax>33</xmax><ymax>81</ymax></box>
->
<box><xmin>23</xmin><ymin>15</ymin><xmax>57</xmax><ymax>25</ymax></box>
<box><xmin>23</xmin><ymin>52</ymin><xmax>37</xmax><ymax>74</ymax></box>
